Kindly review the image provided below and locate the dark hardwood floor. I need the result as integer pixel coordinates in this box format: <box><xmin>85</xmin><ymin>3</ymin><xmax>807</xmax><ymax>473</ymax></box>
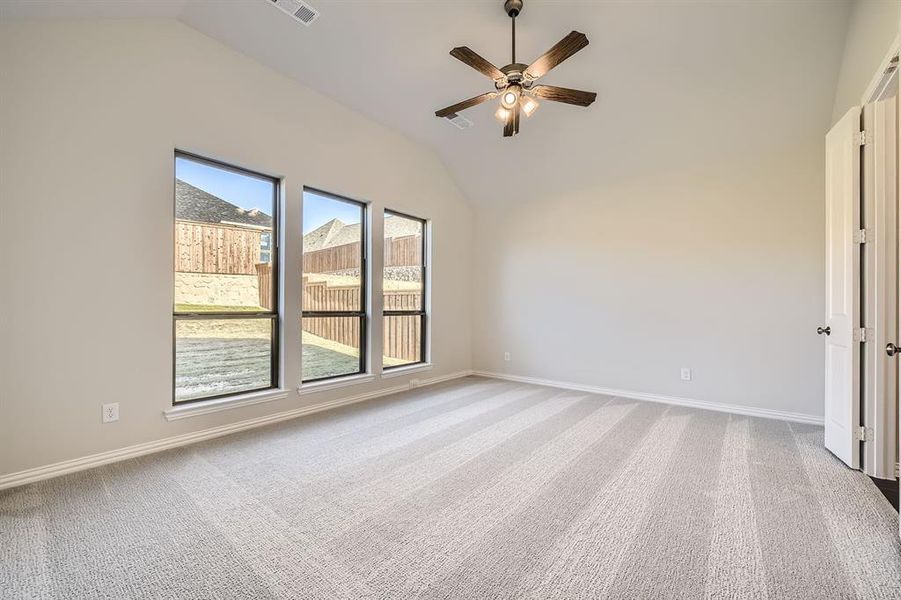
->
<box><xmin>870</xmin><ymin>476</ymin><xmax>899</xmax><ymax>511</ymax></box>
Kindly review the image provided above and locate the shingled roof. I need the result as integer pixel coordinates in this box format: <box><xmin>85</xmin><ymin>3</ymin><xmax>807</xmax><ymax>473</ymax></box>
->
<box><xmin>175</xmin><ymin>179</ymin><xmax>272</xmax><ymax>228</ymax></box>
<box><xmin>303</xmin><ymin>217</ymin><xmax>422</xmax><ymax>251</ymax></box>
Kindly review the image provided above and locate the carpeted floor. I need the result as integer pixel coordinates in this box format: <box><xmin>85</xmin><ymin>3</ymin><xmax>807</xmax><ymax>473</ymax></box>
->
<box><xmin>2</xmin><ymin>376</ymin><xmax>900</xmax><ymax>599</ymax></box>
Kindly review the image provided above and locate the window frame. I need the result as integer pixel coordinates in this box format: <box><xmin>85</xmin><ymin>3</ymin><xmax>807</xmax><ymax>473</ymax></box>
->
<box><xmin>382</xmin><ymin>209</ymin><xmax>428</xmax><ymax>371</ymax></box>
<box><xmin>172</xmin><ymin>150</ymin><xmax>281</xmax><ymax>405</ymax></box>
<box><xmin>301</xmin><ymin>187</ymin><xmax>368</xmax><ymax>384</ymax></box>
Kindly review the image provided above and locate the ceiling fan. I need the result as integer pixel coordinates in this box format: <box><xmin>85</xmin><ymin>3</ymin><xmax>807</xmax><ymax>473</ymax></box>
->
<box><xmin>435</xmin><ymin>0</ymin><xmax>597</xmax><ymax>137</ymax></box>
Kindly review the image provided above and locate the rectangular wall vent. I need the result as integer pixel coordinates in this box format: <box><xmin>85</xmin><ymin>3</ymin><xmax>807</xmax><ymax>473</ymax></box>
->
<box><xmin>446</xmin><ymin>113</ymin><xmax>474</xmax><ymax>130</ymax></box>
<box><xmin>268</xmin><ymin>0</ymin><xmax>320</xmax><ymax>26</ymax></box>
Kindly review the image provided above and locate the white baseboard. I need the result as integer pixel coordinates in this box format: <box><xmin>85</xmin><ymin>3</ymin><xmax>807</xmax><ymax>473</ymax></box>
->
<box><xmin>472</xmin><ymin>370</ymin><xmax>825</xmax><ymax>426</ymax></box>
<box><xmin>0</xmin><ymin>369</ymin><xmax>473</xmax><ymax>491</ymax></box>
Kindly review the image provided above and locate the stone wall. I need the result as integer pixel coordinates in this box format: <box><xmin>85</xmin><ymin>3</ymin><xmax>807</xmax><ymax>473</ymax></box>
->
<box><xmin>175</xmin><ymin>272</ymin><xmax>260</xmax><ymax>308</ymax></box>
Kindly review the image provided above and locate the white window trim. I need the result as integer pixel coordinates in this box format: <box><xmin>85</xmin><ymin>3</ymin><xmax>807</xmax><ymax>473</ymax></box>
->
<box><xmin>299</xmin><ymin>373</ymin><xmax>375</xmax><ymax>394</ymax></box>
<box><xmin>164</xmin><ymin>388</ymin><xmax>290</xmax><ymax>421</ymax></box>
<box><xmin>381</xmin><ymin>362</ymin><xmax>433</xmax><ymax>379</ymax></box>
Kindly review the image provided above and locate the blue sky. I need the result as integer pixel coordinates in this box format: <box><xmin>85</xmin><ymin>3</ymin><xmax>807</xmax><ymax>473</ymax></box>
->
<box><xmin>176</xmin><ymin>157</ymin><xmax>274</xmax><ymax>214</ymax></box>
<box><xmin>303</xmin><ymin>190</ymin><xmax>361</xmax><ymax>234</ymax></box>
<box><xmin>175</xmin><ymin>156</ymin><xmax>361</xmax><ymax>234</ymax></box>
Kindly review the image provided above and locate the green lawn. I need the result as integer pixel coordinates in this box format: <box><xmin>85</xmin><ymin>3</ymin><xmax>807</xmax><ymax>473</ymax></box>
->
<box><xmin>175</xmin><ymin>303</ymin><xmax>265</xmax><ymax>313</ymax></box>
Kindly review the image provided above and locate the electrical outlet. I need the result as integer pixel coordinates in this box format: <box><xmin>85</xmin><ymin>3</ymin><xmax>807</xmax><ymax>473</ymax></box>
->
<box><xmin>680</xmin><ymin>368</ymin><xmax>692</xmax><ymax>382</ymax></box>
<box><xmin>410</xmin><ymin>378</ymin><xmax>421</xmax><ymax>388</ymax></box>
<box><xmin>102</xmin><ymin>403</ymin><xmax>119</xmax><ymax>423</ymax></box>
<box><xmin>504</xmin><ymin>352</ymin><xmax>511</xmax><ymax>361</ymax></box>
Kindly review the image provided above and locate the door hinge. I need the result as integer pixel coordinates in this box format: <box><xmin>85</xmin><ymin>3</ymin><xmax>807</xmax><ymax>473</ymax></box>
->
<box><xmin>856</xmin><ymin>130</ymin><xmax>868</xmax><ymax>146</ymax></box>
<box><xmin>855</xmin><ymin>426</ymin><xmax>871</xmax><ymax>442</ymax></box>
<box><xmin>853</xmin><ymin>327</ymin><xmax>870</xmax><ymax>343</ymax></box>
<box><xmin>853</xmin><ymin>228</ymin><xmax>869</xmax><ymax>244</ymax></box>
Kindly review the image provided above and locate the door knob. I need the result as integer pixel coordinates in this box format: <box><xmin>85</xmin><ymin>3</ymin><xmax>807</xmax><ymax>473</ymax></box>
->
<box><xmin>886</xmin><ymin>343</ymin><xmax>900</xmax><ymax>357</ymax></box>
<box><xmin>817</xmin><ymin>326</ymin><xmax>831</xmax><ymax>336</ymax></box>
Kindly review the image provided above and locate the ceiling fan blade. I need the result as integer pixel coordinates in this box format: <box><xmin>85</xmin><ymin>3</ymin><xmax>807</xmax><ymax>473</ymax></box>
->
<box><xmin>503</xmin><ymin>106</ymin><xmax>515</xmax><ymax>137</ymax></box>
<box><xmin>530</xmin><ymin>85</ymin><xmax>597</xmax><ymax>107</ymax></box>
<box><xmin>435</xmin><ymin>92</ymin><xmax>498</xmax><ymax>118</ymax></box>
<box><xmin>450</xmin><ymin>47</ymin><xmax>505</xmax><ymax>81</ymax></box>
<box><xmin>524</xmin><ymin>31</ymin><xmax>589</xmax><ymax>80</ymax></box>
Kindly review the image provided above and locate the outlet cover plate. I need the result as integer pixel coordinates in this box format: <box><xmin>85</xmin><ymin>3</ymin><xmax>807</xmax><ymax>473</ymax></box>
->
<box><xmin>102</xmin><ymin>402</ymin><xmax>119</xmax><ymax>423</ymax></box>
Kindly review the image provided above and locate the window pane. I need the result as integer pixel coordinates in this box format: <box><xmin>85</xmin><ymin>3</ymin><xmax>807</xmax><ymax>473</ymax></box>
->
<box><xmin>175</xmin><ymin>318</ymin><xmax>273</xmax><ymax>402</ymax></box>
<box><xmin>383</xmin><ymin>315</ymin><xmax>422</xmax><ymax>368</ymax></box>
<box><xmin>174</xmin><ymin>156</ymin><xmax>276</xmax><ymax>313</ymax></box>
<box><xmin>303</xmin><ymin>191</ymin><xmax>364</xmax><ymax>312</ymax></box>
<box><xmin>384</xmin><ymin>212</ymin><xmax>424</xmax><ymax>311</ymax></box>
<box><xmin>302</xmin><ymin>316</ymin><xmax>363</xmax><ymax>380</ymax></box>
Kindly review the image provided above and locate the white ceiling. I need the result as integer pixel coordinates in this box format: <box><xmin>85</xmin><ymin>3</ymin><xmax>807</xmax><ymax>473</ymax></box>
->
<box><xmin>3</xmin><ymin>0</ymin><xmax>852</xmax><ymax>206</ymax></box>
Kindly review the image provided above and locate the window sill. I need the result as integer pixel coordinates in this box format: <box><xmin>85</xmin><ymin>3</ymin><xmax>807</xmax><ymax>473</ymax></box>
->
<box><xmin>163</xmin><ymin>388</ymin><xmax>290</xmax><ymax>421</ymax></box>
<box><xmin>298</xmin><ymin>373</ymin><xmax>375</xmax><ymax>395</ymax></box>
<box><xmin>381</xmin><ymin>363</ymin><xmax>433</xmax><ymax>379</ymax></box>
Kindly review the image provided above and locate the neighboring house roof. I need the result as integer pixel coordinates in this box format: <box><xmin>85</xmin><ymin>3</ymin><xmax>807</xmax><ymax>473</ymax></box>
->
<box><xmin>303</xmin><ymin>217</ymin><xmax>422</xmax><ymax>251</ymax></box>
<box><xmin>303</xmin><ymin>218</ymin><xmax>347</xmax><ymax>251</ymax></box>
<box><xmin>175</xmin><ymin>179</ymin><xmax>272</xmax><ymax>228</ymax></box>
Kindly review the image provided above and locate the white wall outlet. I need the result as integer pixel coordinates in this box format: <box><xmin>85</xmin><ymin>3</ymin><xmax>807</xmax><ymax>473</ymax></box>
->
<box><xmin>680</xmin><ymin>368</ymin><xmax>692</xmax><ymax>382</ymax></box>
<box><xmin>504</xmin><ymin>352</ymin><xmax>511</xmax><ymax>361</ymax></box>
<box><xmin>410</xmin><ymin>378</ymin><xmax>421</xmax><ymax>388</ymax></box>
<box><xmin>102</xmin><ymin>402</ymin><xmax>119</xmax><ymax>423</ymax></box>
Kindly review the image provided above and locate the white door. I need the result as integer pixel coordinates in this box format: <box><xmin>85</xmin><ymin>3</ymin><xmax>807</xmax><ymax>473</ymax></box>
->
<box><xmin>824</xmin><ymin>106</ymin><xmax>861</xmax><ymax>469</ymax></box>
<box><xmin>862</xmin><ymin>96</ymin><xmax>898</xmax><ymax>480</ymax></box>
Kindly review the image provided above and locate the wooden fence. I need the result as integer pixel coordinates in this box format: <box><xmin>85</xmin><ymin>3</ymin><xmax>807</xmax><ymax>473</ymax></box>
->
<box><xmin>304</xmin><ymin>313</ymin><xmax>419</xmax><ymax>362</ymax></box>
<box><xmin>177</xmin><ymin>226</ymin><xmax>420</xmax><ymax>278</ymax></box>
<box><xmin>303</xmin><ymin>276</ymin><xmax>421</xmax><ymax>361</ymax></box>
<box><xmin>302</xmin><ymin>235</ymin><xmax>422</xmax><ymax>273</ymax></box>
<box><xmin>175</xmin><ymin>220</ymin><xmax>264</xmax><ymax>275</ymax></box>
<box><xmin>304</xmin><ymin>315</ymin><xmax>362</xmax><ymax>352</ymax></box>
<box><xmin>383</xmin><ymin>235</ymin><xmax>422</xmax><ymax>268</ymax></box>
<box><xmin>256</xmin><ymin>263</ymin><xmax>273</xmax><ymax>311</ymax></box>
<box><xmin>383</xmin><ymin>314</ymin><xmax>421</xmax><ymax>362</ymax></box>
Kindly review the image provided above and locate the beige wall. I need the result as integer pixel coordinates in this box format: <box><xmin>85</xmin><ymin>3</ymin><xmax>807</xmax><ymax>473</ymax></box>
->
<box><xmin>832</xmin><ymin>0</ymin><xmax>901</xmax><ymax>124</ymax></box>
<box><xmin>472</xmin><ymin>138</ymin><xmax>827</xmax><ymax>419</ymax></box>
<box><xmin>0</xmin><ymin>19</ymin><xmax>473</xmax><ymax>476</ymax></box>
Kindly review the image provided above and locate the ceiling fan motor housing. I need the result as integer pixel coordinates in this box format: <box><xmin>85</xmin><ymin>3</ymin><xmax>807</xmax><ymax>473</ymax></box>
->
<box><xmin>498</xmin><ymin>63</ymin><xmax>530</xmax><ymax>89</ymax></box>
<box><xmin>504</xmin><ymin>0</ymin><xmax>523</xmax><ymax>18</ymax></box>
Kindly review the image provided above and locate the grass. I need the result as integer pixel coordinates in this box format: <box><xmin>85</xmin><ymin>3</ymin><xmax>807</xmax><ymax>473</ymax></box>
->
<box><xmin>304</xmin><ymin>273</ymin><xmax>421</xmax><ymax>292</ymax></box>
<box><xmin>176</xmin><ymin>303</ymin><xmax>265</xmax><ymax>313</ymax></box>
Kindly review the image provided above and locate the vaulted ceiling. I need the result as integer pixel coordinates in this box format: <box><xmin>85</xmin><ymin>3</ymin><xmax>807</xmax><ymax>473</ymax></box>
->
<box><xmin>3</xmin><ymin>0</ymin><xmax>852</xmax><ymax>206</ymax></box>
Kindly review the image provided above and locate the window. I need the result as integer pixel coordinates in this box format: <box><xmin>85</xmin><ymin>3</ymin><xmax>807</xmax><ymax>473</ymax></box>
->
<box><xmin>173</xmin><ymin>152</ymin><xmax>279</xmax><ymax>403</ymax></box>
<box><xmin>302</xmin><ymin>189</ymin><xmax>367</xmax><ymax>382</ymax></box>
<box><xmin>260</xmin><ymin>232</ymin><xmax>272</xmax><ymax>264</ymax></box>
<box><xmin>383</xmin><ymin>210</ymin><xmax>427</xmax><ymax>369</ymax></box>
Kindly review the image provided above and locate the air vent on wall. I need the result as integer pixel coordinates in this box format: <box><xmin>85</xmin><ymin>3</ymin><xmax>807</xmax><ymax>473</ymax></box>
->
<box><xmin>445</xmin><ymin>113</ymin><xmax>474</xmax><ymax>130</ymax></box>
<box><xmin>268</xmin><ymin>0</ymin><xmax>320</xmax><ymax>26</ymax></box>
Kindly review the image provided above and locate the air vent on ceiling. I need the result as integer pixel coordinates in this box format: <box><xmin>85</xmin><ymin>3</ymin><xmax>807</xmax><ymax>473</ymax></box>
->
<box><xmin>445</xmin><ymin>113</ymin><xmax>473</xmax><ymax>130</ymax></box>
<box><xmin>268</xmin><ymin>0</ymin><xmax>320</xmax><ymax>26</ymax></box>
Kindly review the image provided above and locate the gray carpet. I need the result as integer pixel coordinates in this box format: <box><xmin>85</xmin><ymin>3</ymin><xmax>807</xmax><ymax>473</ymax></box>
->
<box><xmin>2</xmin><ymin>376</ymin><xmax>900</xmax><ymax>599</ymax></box>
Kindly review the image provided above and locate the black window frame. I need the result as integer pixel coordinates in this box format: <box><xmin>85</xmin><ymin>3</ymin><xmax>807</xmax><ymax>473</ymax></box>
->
<box><xmin>301</xmin><ymin>187</ymin><xmax>368</xmax><ymax>384</ymax></box>
<box><xmin>172</xmin><ymin>151</ymin><xmax>281</xmax><ymax>405</ymax></box>
<box><xmin>383</xmin><ymin>209</ymin><xmax>428</xmax><ymax>370</ymax></box>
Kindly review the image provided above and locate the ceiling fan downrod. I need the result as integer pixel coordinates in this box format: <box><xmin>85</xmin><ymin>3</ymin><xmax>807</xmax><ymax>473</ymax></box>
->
<box><xmin>505</xmin><ymin>0</ymin><xmax>522</xmax><ymax>63</ymax></box>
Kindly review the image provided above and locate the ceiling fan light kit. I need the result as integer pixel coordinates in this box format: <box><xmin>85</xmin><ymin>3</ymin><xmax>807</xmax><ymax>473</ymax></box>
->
<box><xmin>435</xmin><ymin>0</ymin><xmax>597</xmax><ymax>138</ymax></box>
